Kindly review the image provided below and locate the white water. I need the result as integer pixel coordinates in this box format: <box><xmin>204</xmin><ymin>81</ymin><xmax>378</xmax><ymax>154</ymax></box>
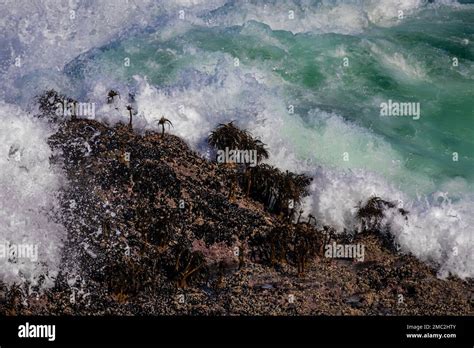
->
<box><xmin>0</xmin><ymin>0</ymin><xmax>472</xmax><ymax>286</ymax></box>
<box><xmin>0</xmin><ymin>102</ymin><xmax>64</xmax><ymax>287</ymax></box>
<box><xmin>126</xmin><ymin>72</ymin><xmax>474</xmax><ymax>279</ymax></box>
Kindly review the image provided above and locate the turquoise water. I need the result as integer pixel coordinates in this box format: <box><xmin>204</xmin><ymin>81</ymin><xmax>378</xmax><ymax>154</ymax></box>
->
<box><xmin>67</xmin><ymin>4</ymin><xmax>474</xmax><ymax>197</ymax></box>
<box><xmin>1</xmin><ymin>0</ymin><xmax>473</xmax><ymax>279</ymax></box>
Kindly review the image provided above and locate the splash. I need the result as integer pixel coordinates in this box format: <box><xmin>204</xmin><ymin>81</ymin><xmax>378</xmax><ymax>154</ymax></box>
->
<box><xmin>0</xmin><ymin>0</ymin><xmax>472</xmax><ymax>282</ymax></box>
<box><xmin>0</xmin><ymin>102</ymin><xmax>65</xmax><ymax>287</ymax></box>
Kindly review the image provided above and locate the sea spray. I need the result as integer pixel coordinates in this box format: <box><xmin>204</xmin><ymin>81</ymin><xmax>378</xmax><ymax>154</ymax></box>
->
<box><xmin>0</xmin><ymin>102</ymin><xmax>65</xmax><ymax>287</ymax></box>
<box><xmin>0</xmin><ymin>0</ymin><xmax>472</xmax><ymax>280</ymax></box>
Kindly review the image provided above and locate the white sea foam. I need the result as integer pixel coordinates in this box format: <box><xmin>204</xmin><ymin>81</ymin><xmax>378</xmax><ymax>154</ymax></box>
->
<box><xmin>203</xmin><ymin>0</ymin><xmax>457</xmax><ymax>35</ymax></box>
<box><xmin>0</xmin><ymin>102</ymin><xmax>65</xmax><ymax>287</ymax></box>
<box><xmin>0</xmin><ymin>0</ymin><xmax>471</xmax><ymax>285</ymax></box>
<box><xmin>306</xmin><ymin>165</ymin><xmax>474</xmax><ymax>279</ymax></box>
<box><xmin>112</xmin><ymin>61</ymin><xmax>473</xmax><ymax>279</ymax></box>
<box><xmin>368</xmin><ymin>41</ymin><xmax>428</xmax><ymax>81</ymax></box>
<box><xmin>0</xmin><ymin>0</ymin><xmax>226</xmax><ymax>102</ymax></box>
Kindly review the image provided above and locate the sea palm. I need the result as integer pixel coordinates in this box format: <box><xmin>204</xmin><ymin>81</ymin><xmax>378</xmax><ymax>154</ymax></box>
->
<box><xmin>69</xmin><ymin>98</ymin><xmax>78</xmax><ymax>121</ymax></box>
<box><xmin>251</xmin><ymin>164</ymin><xmax>312</xmax><ymax>216</ymax></box>
<box><xmin>107</xmin><ymin>90</ymin><xmax>120</xmax><ymax>104</ymax></box>
<box><xmin>207</xmin><ymin>121</ymin><xmax>250</xmax><ymax>151</ymax></box>
<box><xmin>157</xmin><ymin>116</ymin><xmax>173</xmax><ymax>136</ymax></box>
<box><xmin>280</xmin><ymin>170</ymin><xmax>312</xmax><ymax>218</ymax></box>
<box><xmin>252</xmin><ymin>139</ymin><xmax>270</xmax><ymax>164</ymax></box>
<box><xmin>244</xmin><ymin>138</ymin><xmax>269</xmax><ymax>195</ymax></box>
<box><xmin>355</xmin><ymin>196</ymin><xmax>395</xmax><ymax>232</ymax></box>
<box><xmin>36</xmin><ymin>89</ymin><xmax>66</xmax><ymax>122</ymax></box>
<box><xmin>251</xmin><ymin>164</ymin><xmax>282</xmax><ymax>209</ymax></box>
<box><xmin>126</xmin><ymin>105</ymin><xmax>133</xmax><ymax>128</ymax></box>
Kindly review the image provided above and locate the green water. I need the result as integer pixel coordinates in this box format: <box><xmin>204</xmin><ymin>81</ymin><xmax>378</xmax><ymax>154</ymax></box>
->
<box><xmin>70</xmin><ymin>5</ymin><xmax>474</xmax><ymax>196</ymax></box>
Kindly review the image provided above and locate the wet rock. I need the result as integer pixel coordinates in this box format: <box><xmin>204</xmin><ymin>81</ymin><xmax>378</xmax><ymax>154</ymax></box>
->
<box><xmin>0</xmin><ymin>118</ymin><xmax>470</xmax><ymax>316</ymax></box>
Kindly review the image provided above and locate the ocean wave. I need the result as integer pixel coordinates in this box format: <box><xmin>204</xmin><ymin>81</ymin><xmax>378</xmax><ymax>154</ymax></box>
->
<box><xmin>203</xmin><ymin>0</ymin><xmax>462</xmax><ymax>35</ymax></box>
<box><xmin>0</xmin><ymin>0</ymin><xmax>472</xmax><ymax>284</ymax></box>
<box><xmin>0</xmin><ymin>102</ymin><xmax>64</xmax><ymax>287</ymax></box>
<box><xmin>99</xmin><ymin>65</ymin><xmax>473</xmax><ymax>278</ymax></box>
